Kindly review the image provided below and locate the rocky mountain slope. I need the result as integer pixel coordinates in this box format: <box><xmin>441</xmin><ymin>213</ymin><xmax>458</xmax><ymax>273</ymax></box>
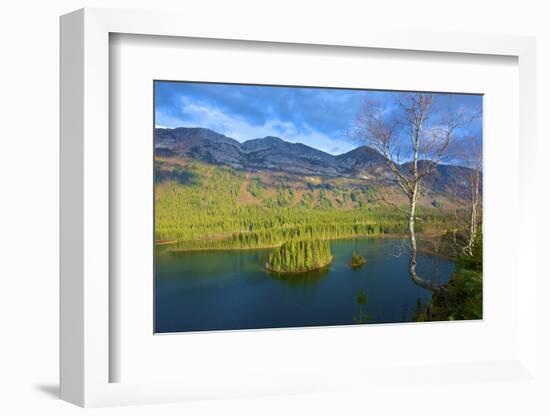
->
<box><xmin>155</xmin><ymin>127</ymin><xmax>475</xmax><ymax>195</ymax></box>
<box><xmin>155</xmin><ymin>127</ymin><xmax>387</xmax><ymax>177</ymax></box>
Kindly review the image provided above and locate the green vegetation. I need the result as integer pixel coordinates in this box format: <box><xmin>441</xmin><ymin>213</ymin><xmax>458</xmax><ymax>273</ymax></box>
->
<box><xmin>247</xmin><ymin>176</ymin><xmax>265</xmax><ymax>198</ymax></box>
<box><xmin>456</xmin><ymin>233</ymin><xmax>483</xmax><ymax>272</ymax></box>
<box><xmin>155</xmin><ymin>158</ymin><xmax>454</xmax><ymax>251</ymax></box>
<box><xmin>266</xmin><ymin>239</ymin><xmax>333</xmax><ymax>273</ymax></box>
<box><xmin>351</xmin><ymin>252</ymin><xmax>367</xmax><ymax>268</ymax></box>
<box><xmin>353</xmin><ymin>289</ymin><xmax>372</xmax><ymax>324</ymax></box>
<box><xmin>156</xmin><ymin>155</ymin><xmax>482</xmax><ymax>321</ymax></box>
<box><xmin>416</xmin><ymin>234</ymin><xmax>483</xmax><ymax>321</ymax></box>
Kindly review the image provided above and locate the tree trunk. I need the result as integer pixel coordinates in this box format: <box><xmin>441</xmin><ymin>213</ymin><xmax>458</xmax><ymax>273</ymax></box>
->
<box><xmin>465</xmin><ymin>170</ymin><xmax>480</xmax><ymax>256</ymax></box>
<box><xmin>408</xmin><ymin>187</ymin><xmax>437</xmax><ymax>291</ymax></box>
<box><xmin>467</xmin><ymin>202</ymin><xmax>477</xmax><ymax>255</ymax></box>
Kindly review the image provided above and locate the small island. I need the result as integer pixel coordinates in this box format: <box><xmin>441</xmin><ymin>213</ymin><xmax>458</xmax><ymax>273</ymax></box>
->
<box><xmin>266</xmin><ymin>239</ymin><xmax>333</xmax><ymax>273</ymax></box>
<box><xmin>351</xmin><ymin>252</ymin><xmax>367</xmax><ymax>269</ymax></box>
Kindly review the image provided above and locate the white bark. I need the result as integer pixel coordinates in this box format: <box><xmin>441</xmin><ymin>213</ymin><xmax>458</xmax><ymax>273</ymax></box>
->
<box><xmin>465</xmin><ymin>163</ymin><xmax>481</xmax><ymax>256</ymax></box>
<box><xmin>354</xmin><ymin>93</ymin><xmax>466</xmax><ymax>292</ymax></box>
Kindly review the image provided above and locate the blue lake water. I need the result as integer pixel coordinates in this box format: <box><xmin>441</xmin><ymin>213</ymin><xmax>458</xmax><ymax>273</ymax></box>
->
<box><xmin>155</xmin><ymin>238</ymin><xmax>453</xmax><ymax>333</ymax></box>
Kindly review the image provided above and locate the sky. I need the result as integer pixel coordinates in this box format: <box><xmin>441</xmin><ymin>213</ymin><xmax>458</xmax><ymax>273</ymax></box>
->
<box><xmin>155</xmin><ymin>81</ymin><xmax>482</xmax><ymax>157</ymax></box>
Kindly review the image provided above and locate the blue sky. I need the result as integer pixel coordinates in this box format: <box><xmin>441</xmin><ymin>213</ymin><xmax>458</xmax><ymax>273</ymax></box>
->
<box><xmin>155</xmin><ymin>81</ymin><xmax>482</xmax><ymax>156</ymax></box>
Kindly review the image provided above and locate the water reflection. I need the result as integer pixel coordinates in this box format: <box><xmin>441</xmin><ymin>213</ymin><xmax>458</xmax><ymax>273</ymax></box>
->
<box><xmin>353</xmin><ymin>289</ymin><xmax>372</xmax><ymax>324</ymax></box>
<box><xmin>267</xmin><ymin>267</ymin><xmax>330</xmax><ymax>286</ymax></box>
<box><xmin>155</xmin><ymin>238</ymin><xmax>454</xmax><ymax>333</ymax></box>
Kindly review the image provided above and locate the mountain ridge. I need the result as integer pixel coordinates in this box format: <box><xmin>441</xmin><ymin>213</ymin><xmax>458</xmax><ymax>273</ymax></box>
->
<box><xmin>155</xmin><ymin>127</ymin><xmax>388</xmax><ymax>177</ymax></box>
<box><xmin>155</xmin><ymin>127</ymin><xmax>474</xmax><ymax>195</ymax></box>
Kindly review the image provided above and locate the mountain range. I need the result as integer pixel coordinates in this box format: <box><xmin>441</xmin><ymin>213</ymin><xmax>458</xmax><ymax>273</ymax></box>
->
<box><xmin>155</xmin><ymin>127</ymin><xmax>473</xmax><ymax>193</ymax></box>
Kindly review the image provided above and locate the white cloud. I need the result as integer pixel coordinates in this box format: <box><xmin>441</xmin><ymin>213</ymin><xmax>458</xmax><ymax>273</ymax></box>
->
<box><xmin>156</xmin><ymin>97</ymin><xmax>356</xmax><ymax>155</ymax></box>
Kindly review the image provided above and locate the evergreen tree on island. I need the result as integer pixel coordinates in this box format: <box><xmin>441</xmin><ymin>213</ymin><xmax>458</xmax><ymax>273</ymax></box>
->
<box><xmin>266</xmin><ymin>239</ymin><xmax>333</xmax><ymax>273</ymax></box>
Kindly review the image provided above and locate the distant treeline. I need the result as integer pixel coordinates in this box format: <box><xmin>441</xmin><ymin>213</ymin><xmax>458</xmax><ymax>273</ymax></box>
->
<box><xmin>155</xmin><ymin>159</ymin><xmax>456</xmax><ymax>251</ymax></box>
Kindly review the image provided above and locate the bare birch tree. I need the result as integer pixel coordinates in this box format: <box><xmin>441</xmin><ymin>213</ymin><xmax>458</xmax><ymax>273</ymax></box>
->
<box><xmin>451</xmin><ymin>135</ymin><xmax>482</xmax><ymax>256</ymax></box>
<box><xmin>354</xmin><ymin>93</ymin><xmax>468</xmax><ymax>291</ymax></box>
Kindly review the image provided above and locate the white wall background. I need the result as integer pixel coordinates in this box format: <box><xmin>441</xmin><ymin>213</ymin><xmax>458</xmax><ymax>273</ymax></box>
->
<box><xmin>0</xmin><ymin>0</ymin><xmax>548</xmax><ymax>414</ymax></box>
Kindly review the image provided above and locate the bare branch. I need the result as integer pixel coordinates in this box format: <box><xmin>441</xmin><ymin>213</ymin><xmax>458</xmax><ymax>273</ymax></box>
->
<box><xmin>377</xmin><ymin>195</ymin><xmax>410</xmax><ymax>215</ymax></box>
<box><xmin>353</xmin><ymin>92</ymin><xmax>474</xmax><ymax>292</ymax></box>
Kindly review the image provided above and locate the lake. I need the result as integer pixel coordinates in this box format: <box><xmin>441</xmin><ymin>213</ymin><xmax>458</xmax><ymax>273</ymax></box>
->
<box><xmin>155</xmin><ymin>238</ymin><xmax>453</xmax><ymax>333</ymax></box>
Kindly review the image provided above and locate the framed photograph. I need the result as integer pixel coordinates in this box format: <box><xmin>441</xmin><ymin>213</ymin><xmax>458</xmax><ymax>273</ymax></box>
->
<box><xmin>60</xmin><ymin>8</ymin><xmax>538</xmax><ymax>407</ymax></box>
<box><xmin>153</xmin><ymin>80</ymin><xmax>483</xmax><ymax>334</ymax></box>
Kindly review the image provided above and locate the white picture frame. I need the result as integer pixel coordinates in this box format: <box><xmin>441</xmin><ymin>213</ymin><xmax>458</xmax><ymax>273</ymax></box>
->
<box><xmin>60</xmin><ymin>7</ymin><xmax>537</xmax><ymax>407</ymax></box>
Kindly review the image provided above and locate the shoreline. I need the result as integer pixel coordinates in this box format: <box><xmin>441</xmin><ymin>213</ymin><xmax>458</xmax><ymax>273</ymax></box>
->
<box><xmin>160</xmin><ymin>231</ymin><xmax>449</xmax><ymax>255</ymax></box>
<box><xmin>155</xmin><ymin>239</ymin><xmax>178</xmax><ymax>246</ymax></box>
<box><xmin>163</xmin><ymin>235</ymin><xmax>387</xmax><ymax>253</ymax></box>
<box><xmin>166</xmin><ymin>243</ymin><xmax>281</xmax><ymax>253</ymax></box>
